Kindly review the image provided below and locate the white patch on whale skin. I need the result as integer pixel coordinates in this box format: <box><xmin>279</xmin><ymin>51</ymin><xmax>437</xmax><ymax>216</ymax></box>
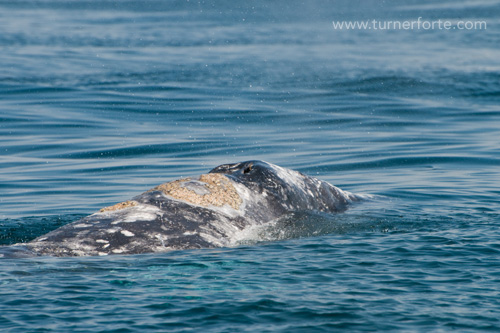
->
<box><xmin>232</xmin><ymin>181</ymin><xmax>253</xmax><ymax>205</ymax></box>
<box><xmin>230</xmin><ymin>181</ymin><xmax>265</xmax><ymax>216</ymax></box>
<box><xmin>110</xmin><ymin>204</ymin><xmax>162</xmax><ymax>225</ymax></box>
<box><xmin>120</xmin><ymin>230</ymin><xmax>135</xmax><ymax>237</ymax></box>
<box><xmin>180</xmin><ymin>180</ymin><xmax>211</xmax><ymax>195</ymax></box>
<box><xmin>155</xmin><ymin>234</ymin><xmax>168</xmax><ymax>247</ymax></box>
<box><xmin>271</xmin><ymin>163</ymin><xmax>307</xmax><ymax>189</ymax></box>
<box><xmin>208</xmin><ymin>202</ymin><xmax>242</xmax><ymax>218</ymax></box>
<box><xmin>56</xmin><ymin>240</ymin><xmax>98</xmax><ymax>257</ymax></box>
<box><xmin>73</xmin><ymin>223</ymin><xmax>92</xmax><ymax>228</ymax></box>
<box><xmin>199</xmin><ymin>231</ymin><xmax>225</xmax><ymax>247</ymax></box>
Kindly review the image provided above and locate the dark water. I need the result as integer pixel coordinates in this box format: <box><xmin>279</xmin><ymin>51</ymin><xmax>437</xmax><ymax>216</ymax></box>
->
<box><xmin>1</xmin><ymin>0</ymin><xmax>500</xmax><ymax>331</ymax></box>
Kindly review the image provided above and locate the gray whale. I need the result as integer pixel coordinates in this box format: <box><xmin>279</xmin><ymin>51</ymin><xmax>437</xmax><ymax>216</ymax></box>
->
<box><xmin>4</xmin><ymin>161</ymin><xmax>362</xmax><ymax>257</ymax></box>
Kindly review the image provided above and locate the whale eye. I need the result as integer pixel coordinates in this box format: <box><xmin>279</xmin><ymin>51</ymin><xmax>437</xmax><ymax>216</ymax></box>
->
<box><xmin>243</xmin><ymin>164</ymin><xmax>253</xmax><ymax>174</ymax></box>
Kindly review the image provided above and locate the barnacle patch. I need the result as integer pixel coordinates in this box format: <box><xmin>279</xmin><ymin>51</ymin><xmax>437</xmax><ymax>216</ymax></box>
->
<box><xmin>100</xmin><ymin>200</ymin><xmax>138</xmax><ymax>212</ymax></box>
<box><xmin>151</xmin><ymin>173</ymin><xmax>242</xmax><ymax>210</ymax></box>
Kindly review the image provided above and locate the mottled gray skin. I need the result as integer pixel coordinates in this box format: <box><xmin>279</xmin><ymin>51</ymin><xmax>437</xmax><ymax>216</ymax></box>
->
<box><xmin>2</xmin><ymin>161</ymin><xmax>361</xmax><ymax>257</ymax></box>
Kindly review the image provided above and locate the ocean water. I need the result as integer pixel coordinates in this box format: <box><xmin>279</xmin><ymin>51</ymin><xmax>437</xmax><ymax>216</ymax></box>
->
<box><xmin>1</xmin><ymin>0</ymin><xmax>500</xmax><ymax>331</ymax></box>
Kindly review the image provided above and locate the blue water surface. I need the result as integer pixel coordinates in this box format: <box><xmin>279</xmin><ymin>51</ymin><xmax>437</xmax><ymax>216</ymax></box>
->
<box><xmin>1</xmin><ymin>0</ymin><xmax>500</xmax><ymax>331</ymax></box>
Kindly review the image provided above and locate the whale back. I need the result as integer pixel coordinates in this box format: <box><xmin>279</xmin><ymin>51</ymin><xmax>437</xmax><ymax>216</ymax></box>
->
<box><xmin>1</xmin><ymin>160</ymin><xmax>362</xmax><ymax>257</ymax></box>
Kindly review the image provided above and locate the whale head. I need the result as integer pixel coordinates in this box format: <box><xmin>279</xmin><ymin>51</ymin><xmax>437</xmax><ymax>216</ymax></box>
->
<box><xmin>209</xmin><ymin>160</ymin><xmax>354</xmax><ymax>213</ymax></box>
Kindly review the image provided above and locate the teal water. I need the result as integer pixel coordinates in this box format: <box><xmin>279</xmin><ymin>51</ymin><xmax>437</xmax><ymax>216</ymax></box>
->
<box><xmin>1</xmin><ymin>0</ymin><xmax>500</xmax><ymax>331</ymax></box>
